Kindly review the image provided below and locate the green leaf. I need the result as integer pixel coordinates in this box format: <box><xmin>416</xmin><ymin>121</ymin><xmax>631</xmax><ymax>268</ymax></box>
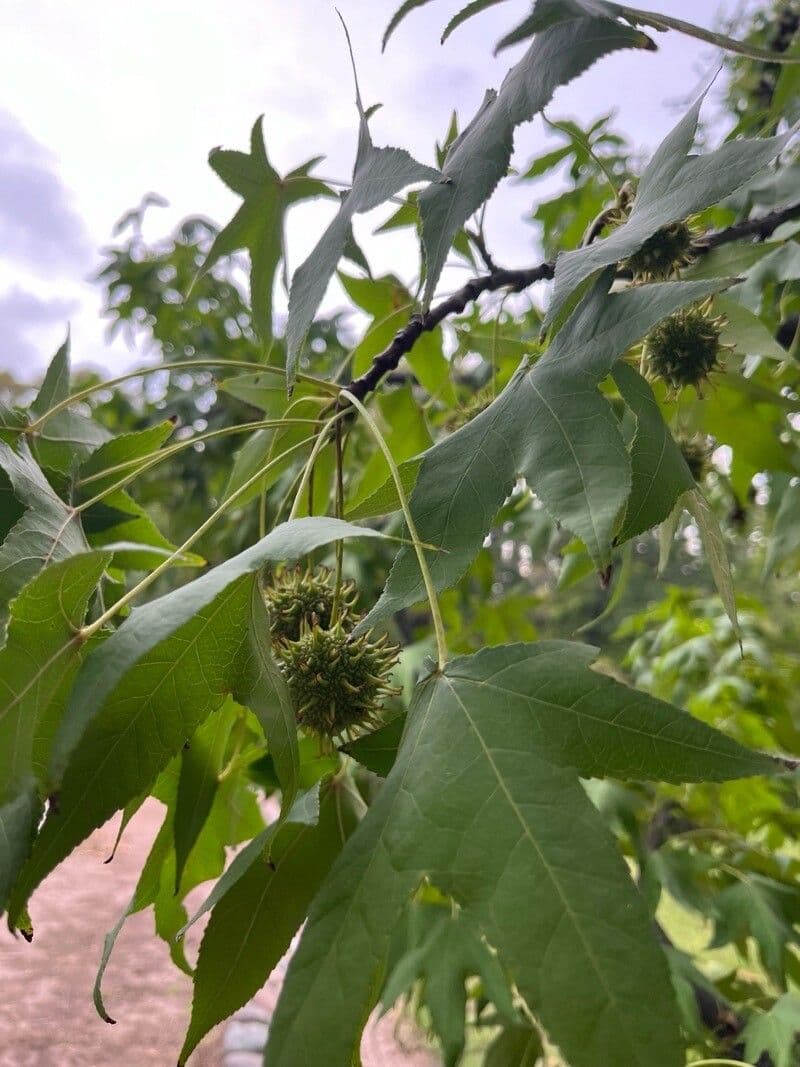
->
<box><xmin>684</xmin><ymin>487</ymin><xmax>740</xmax><ymax>635</ymax></box>
<box><xmin>496</xmin><ymin>0</ymin><xmax>800</xmax><ymax>64</ymax></box>
<box><xmin>743</xmin><ymin>992</ymin><xmax>800</xmax><ymax>1067</ymax></box>
<box><xmin>0</xmin><ymin>442</ymin><xmax>89</xmax><ymax>633</ymax></box>
<box><xmin>0</xmin><ymin>551</ymin><xmax>109</xmax><ymax>796</ymax></box>
<box><xmin>77</xmin><ymin>425</ymin><xmax>204</xmax><ymax>569</ymax></box>
<box><xmin>381</xmin><ymin>906</ymin><xmax>518</xmax><ymax>1066</ymax></box>
<box><xmin>484</xmin><ymin>1024</ymin><xmax>543</xmax><ymax>1067</ymax></box>
<box><xmin>382</xmin><ymin>0</ymin><xmax>435</xmax><ymax>49</ymax></box>
<box><xmin>30</xmin><ymin>334</ymin><xmax>71</xmax><ymax>416</ymax></box>
<box><xmin>84</xmin><ymin>489</ymin><xmax>204</xmax><ymax>571</ymax></box>
<box><xmin>361</xmin><ymin>276</ymin><xmax>726</xmax><ymax>629</ymax></box>
<box><xmin>178</xmin><ymin>781</ymin><xmax>361</xmax><ymax>1065</ymax></box>
<box><xmin>173</xmin><ymin>704</ymin><xmax>235</xmax><ymax>891</ymax></box>
<box><xmin>342</xmin><ymin>714</ymin><xmax>406</xmax><ymax>777</ymax></box>
<box><xmin>0</xmin><ymin>552</ymin><xmax>109</xmax><ymax>913</ymax></box>
<box><xmin>764</xmin><ymin>482</ymin><xmax>800</xmax><ymax>579</ymax></box>
<box><xmin>711</xmin><ymin>876</ymin><xmax>800</xmax><ymax>987</ymax></box>
<box><xmin>200</xmin><ymin>117</ymin><xmax>334</xmax><ymax>340</ymax></box>
<box><xmin>0</xmin><ymin>784</ymin><xmax>41</xmax><ymax>915</ymax></box>
<box><xmin>715</xmin><ymin>294</ymin><xmax>788</xmax><ymax>362</ymax></box>
<box><xmin>266</xmin><ymin>640</ymin><xmax>774</xmax><ymax>1067</ymax></box>
<box><xmin>26</xmin><ymin>335</ymin><xmax>110</xmax><ymax>473</ymax></box>
<box><xmin>612</xmin><ymin>362</ymin><xmax>694</xmax><ymax>543</ymax></box>
<box><xmin>94</xmin><ymin>759</ymin><xmax>263</xmax><ymax>1020</ymax></box>
<box><xmin>441</xmin><ymin>0</ymin><xmax>511</xmax><ymax>43</ymax></box>
<box><xmin>419</xmin><ymin>15</ymin><xmax>651</xmax><ymax>306</ymax></box>
<box><xmin>8</xmin><ymin>518</ymin><xmax>386</xmax><ymax>923</ymax></box>
<box><xmin>345</xmin><ymin>455</ymin><xmax>421</xmax><ymax>521</ymax></box>
<box><xmin>683</xmin><ymin>240</ymin><xmax>780</xmax><ymax>280</ymax></box>
<box><xmin>221</xmin><ymin>387</ymin><xmax>323</xmax><ymax>507</ymax></box>
<box><xmin>77</xmin><ymin>421</ymin><xmax>176</xmax><ymax>496</ymax></box>
<box><xmin>286</xmin><ymin>89</ymin><xmax>439</xmax><ymax>386</ymax></box>
<box><xmin>347</xmin><ymin>388</ymin><xmax>431</xmax><ymax>513</ymax></box>
<box><xmin>545</xmin><ymin>93</ymin><xmax>792</xmax><ymax>326</ymax></box>
<box><xmin>242</xmin><ymin>580</ymin><xmax>299</xmax><ymax>814</ymax></box>
<box><xmin>179</xmin><ymin>786</ymin><xmax>320</xmax><ymax>938</ymax></box>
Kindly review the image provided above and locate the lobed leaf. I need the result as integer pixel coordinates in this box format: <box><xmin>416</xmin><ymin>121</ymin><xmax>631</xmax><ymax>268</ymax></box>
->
<box><xmin>496</xmin><ymin>0</ymin><xmax>800</xmax><ymax>63</ymax></box>
<box><xmin>418</xmin><ymin>14</ymin><xmax>653</xmax><ymax>307</ymax></box>
<box><xmin>360</xmin><ymin>275</ymin><xmax>726</xmax><ymax>630</ymax></box>
<box><xmin>266</xmin><ymin>638</ymin><xmax>773</xmax><ymax>1067</ymax></box>
<box><xmin>285</xmin><ymin>83</ymin><xmax>439</xmax><ymax>385</ymax></box>
<box><xmin>8</xmin><ymin>518</ymin><xmax>386</xmax><ymax>923</ymax></box>
<box><xmin>0</xmin><ymin>552</ymin><xmax>109</xmax><ymax>913</ymax></box>
<box><xmin>200</xmin><ymin>117</ymin><xmax>334</xmax><ymax>341</ymax></box>
<box><xmin>545</xmin><ymin>92</ymin><xmax>793</xmax><ymax>327</ymax></box>
<box><xmin>0</xmin><ymin>442</ymin><xmax>89</xmax><ymax>635</ymax></box>
<box><xmin>178</xmin><ymin>782</ymin><xmax>361</xmax><ymax>1064</ymax></box>
<box><xmin>612</xmin><ymin>361</ymin><xmax>694</xmax><ymax>543</ymax></box>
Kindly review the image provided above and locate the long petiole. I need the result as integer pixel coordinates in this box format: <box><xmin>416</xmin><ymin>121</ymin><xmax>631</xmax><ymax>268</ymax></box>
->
<box><xmin>287</xmin><ymin>409</ymin><xmax>349</xmax><ymax>522</ymax></box>
<box><xmin>339</xmin><ymin>389</ymin><xmax>447</xmax><ymax>671</ymax></box>
<box><xmin>76</xmin><ymin>416</ymin><xmax>324</xmax><ymax>493</ymax></box>
<box><xmin>24</xmin><ymin>357</ymin><xmax>339</xmax><ymax>434</ymax></box>
<box><xmin>79</xmin><ymin>432</ymin><xmax>317</xmax><ymax>640</ymax></box>
<box><xmin>330</xmin><ymin>417</ymin><xmax>346</xmax><ymax>625</ymax></box>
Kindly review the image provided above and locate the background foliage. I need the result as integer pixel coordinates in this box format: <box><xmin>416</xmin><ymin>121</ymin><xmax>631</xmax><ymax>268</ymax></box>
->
<box><xmin>1</xmin><ymin>2</ymin><xmax>800</xmax><ymax>1065</ymax></box>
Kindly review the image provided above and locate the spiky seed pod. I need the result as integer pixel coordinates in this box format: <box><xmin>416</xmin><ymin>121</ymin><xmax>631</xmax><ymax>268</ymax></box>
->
<box><xmin>644</xmin><ymin>305</ymin><xmax>727</xmax><ymax>394</ymax></box>
<box><xmin>280</xmin><ymin>622</ymin><xmax>400</xmax><ymax>740</ymax></box>
<box><xmin>677</xmin><ymin>433</ymin><xmax>711</xmax><ymax>482</ymax></box>
<box><xmin>445</xmin><ymin>386</ymin><xmax>495</xmax><ymax>433</ymax></box>
<box><xmin>262</xmin><ymin>565</ymin><xmax>358</xmax><ymax>643</ymax></box>
<box><xmin>623</xmin><ymin>220</ymin><xmax>697</xmax><ymax>280</ymax></box>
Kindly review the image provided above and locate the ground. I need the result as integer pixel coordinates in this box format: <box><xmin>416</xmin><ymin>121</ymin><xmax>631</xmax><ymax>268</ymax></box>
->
<box><xmin>0</xmin><ymin>799</ymin><xmax>441</xmax><ymax>1067</ymax></box>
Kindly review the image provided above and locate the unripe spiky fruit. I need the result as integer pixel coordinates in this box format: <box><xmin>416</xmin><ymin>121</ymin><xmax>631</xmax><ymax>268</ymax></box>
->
<box><xmin>445</xmin><ymin>386</ymin><xmax>495</xmax><ymax>433</ymax></box>
<box><xmin>677</xmin><ymin>433</ymin><xmax>711</xmax><ymax>481</ymax></box>
<box><xmin>644</xmin><ymin>306</ymin><xmax>726</xmax><ymax>394</ymax></box>
<box><xmin>262</xmin><ymin>565</ymin><xmax>357</xmax><ymax>643</ymax></box>
<box><xmin>624</xmin><ymin>220</ymin><xmax>696</xmax><ymax>280</ymax></box>
<box><xmin>279</xmin><ymin>622</ymin><xmax>400</xmax><ymax>740</ymax></box>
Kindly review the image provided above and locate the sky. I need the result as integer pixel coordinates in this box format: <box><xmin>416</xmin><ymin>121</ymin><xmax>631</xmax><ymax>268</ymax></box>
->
<box><xmin>0</xmin><ymin>0</ymin><xmax>756</xmax><ymax>383</ymax></box>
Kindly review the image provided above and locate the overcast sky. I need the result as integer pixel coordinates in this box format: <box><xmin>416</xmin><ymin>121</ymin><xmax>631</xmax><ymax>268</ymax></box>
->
<box><xmin>0</xmin><ymin>0</ymin><xmax>755</xmax><ymax>382</ymax></box>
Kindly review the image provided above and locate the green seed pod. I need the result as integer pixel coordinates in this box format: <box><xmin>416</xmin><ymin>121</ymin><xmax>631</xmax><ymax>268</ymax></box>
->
<box><xmin>445</xmin><ymin>386</ymin><xmax>495</xmax><ymax>433</ymax></box>
<box><xmin>644</xmin><ymin>305</ymin><xmax>726</xmax><ymax>394</ymax></box>
<box><xmin>677</xmin><ymin>432</ymin><xmax>711</xmax><ymax>481</ymax></box>
<box><xmin>262</xmin><ymin>565</ymin><xmax>358</xmax><ymax>643</ymax></box>
<box><xmin>623</xmin><ymin>220</ymin><xmax>696</xmax><ymax>280</ymax></box>
<box><xmin>279</xmin><ymin>621</ymin><xmax>400</xmax><ymax>740</ymax></box>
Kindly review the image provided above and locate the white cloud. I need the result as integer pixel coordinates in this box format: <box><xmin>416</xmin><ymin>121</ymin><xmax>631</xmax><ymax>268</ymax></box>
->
<box><xmin>0</xmin><ymin>0</ymin><xmax>752</xmax><ymax>380</ymax></box>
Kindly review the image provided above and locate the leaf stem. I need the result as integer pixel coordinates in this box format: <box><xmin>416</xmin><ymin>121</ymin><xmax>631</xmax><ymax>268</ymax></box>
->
<box><xmin>339</xmin><ymin>389</ymin><xmax>447</xmax><ymax>670</ymax></box>
<box><xmin>287</xmin><ymin>410</ymin><xmax>348</xmax><ymax>521</ymax></box>
<box><xmin>79</xmin><ymin>432</ymin><xmax>317</xmax><ymax>639</ymax></box>
<box><xmin>331</xmin><ymin>417</ymin><xmax>345</xmax><ymax>625</ymax></box>
<box><xmin>541</xmin><ymin>111</ymin><xmax>619</xmax><ymax>201</ymax></box>
<box><xmin>24</xmin><ymin>358</ymin><xmax>338</xmax><ymax>434</ymax></box>
<box><xmin>75</xmin><ymin>418</ymin><xmax>323</xmax><ymax>512</ymax></box>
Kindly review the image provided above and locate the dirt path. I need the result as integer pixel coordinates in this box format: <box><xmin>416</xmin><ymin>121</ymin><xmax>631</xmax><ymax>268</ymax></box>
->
<box><xmin>0</xmin><ymin>800</ymin><xmax>220</xmax><ymax>1067</ymax></box>
<box><xmin>0</xmin><ymin>801</ymin><xmax>441</xmax><ymax>1067</ymax></box>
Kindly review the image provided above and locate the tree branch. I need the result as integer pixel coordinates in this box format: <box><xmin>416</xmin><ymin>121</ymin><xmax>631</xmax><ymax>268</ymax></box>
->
<box><xmin>346</xmin><ymin>263</ymin><xmax>554</xmax><ymax>402</ymax></box>
<box><xmin>346</xmin><ymin>200</ymin><xmax>800</xmax><ymax>404</ymax></box>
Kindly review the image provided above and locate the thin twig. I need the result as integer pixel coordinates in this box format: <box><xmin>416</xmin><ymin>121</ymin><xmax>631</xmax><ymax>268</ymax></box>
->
<box><xmin>346</xmin><ymin>200</ymin><xmax>800</xmax><ymax>404</ymax></box>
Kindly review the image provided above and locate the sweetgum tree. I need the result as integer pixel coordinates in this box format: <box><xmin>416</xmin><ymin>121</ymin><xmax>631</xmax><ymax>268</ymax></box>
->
<box><xmin>2</xmin><ymin>2</ymin><xmax>800</xmax><ymax>1064</ymax></box>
